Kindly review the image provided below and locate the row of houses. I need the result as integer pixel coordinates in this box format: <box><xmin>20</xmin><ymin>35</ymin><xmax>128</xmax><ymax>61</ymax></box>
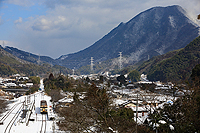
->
<box><xmin>60</xmin><ymin>73</ymin><xmax>185</xmax><ymax>126</ymax></box>
<box><xmin>0</xmin><ymin>74</ymin><xmax>33</xmax><ymax>89</ymax></box>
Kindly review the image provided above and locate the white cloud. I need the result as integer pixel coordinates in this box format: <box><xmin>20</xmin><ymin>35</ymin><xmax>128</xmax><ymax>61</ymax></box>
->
<box><xmin>14</xmin><ymin>17</ymin><xmax>22</xmax><ymax>24</ymax></box>
<box><xmin>6</xmin><ymin>0</ymin><xmax>35</xmax><ymax>6</ymax></box>
<box><xmin>32</xmin><ymin>18</ymin><xmax>51</xmax><ymax>31</ymax></box>
<box><xmin>31</xmin><ymin>15</ymin><xmax>70</xmax><ymax>31</ymax></box>
<box><xmin>10</xmin><ymin>0</ymin><xmax>200</xmax><ymax>58</ymax></box>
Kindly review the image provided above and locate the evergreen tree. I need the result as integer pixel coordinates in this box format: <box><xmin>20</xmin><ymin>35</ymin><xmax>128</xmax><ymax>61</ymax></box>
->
<box><xmin>117</xmin><ymin>75</ymin><xmax>126</xmax><ymax>84</ymax></box>
<box><xmin>127</xmin><ymin>70</ymin><xmax>140</xmax><ymax>82</ymax></box>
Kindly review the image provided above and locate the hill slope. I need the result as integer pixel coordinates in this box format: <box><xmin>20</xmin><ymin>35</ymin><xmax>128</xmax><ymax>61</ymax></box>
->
<box><xmin>57</xmin><ymin>5</ymin><xmax>200</xmax><ymax>69</ymax></box>
<box><xmin>0</xmin><ymin>47</ymin><xmax>71</xmax><ymax>76</ymax></box>
<box><xmin>1</xmin><ymin>46</ymin><xmax>56</xmax><ymax>65</ymax></box>
<box><xmin>137</xmin><ymin>35</ymin><xmax>200</xmax><ymax>82</ymax></box>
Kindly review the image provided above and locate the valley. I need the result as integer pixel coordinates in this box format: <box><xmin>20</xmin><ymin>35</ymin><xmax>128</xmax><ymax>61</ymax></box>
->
<box><xmin>0</xmin><ymin>4</ymin><xmax>199</xmax><ymax>133</ymax></box>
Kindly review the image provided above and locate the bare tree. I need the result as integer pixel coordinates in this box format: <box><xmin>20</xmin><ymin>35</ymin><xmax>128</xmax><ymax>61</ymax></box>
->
<box><xmin>57</xmin><ymin>83</ymin><xmax>136</xmax><ymax>132</ymax></box>
<box><xmin>48</xmin><ymin>89</ymin><xmax>64</xmax><ymax>102</ymax></box>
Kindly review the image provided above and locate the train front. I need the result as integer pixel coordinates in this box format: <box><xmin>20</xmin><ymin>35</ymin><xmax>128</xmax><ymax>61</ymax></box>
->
<box><xmin>40</xmin><ymin>100</ymin><xmax>48</xmax><ymax>114</ymax></box>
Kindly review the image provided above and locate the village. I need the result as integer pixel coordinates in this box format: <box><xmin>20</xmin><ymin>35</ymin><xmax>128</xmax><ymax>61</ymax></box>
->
<box><xmin>0</xmin><ymin>70</ymin><xmax>190</xmax><ymax>132</ymax></box>
<box><xmin>56</xmin><ymin>72</ymin><xmax>187</xmax><ymax>130</ymax></box>
<box><xmin>0</xmin><ymin>74</ymin><xmax>34</xmax><ymax>99</ymax></box>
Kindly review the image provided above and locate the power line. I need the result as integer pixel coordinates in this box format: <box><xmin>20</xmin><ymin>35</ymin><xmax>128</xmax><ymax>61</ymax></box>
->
<box><xmin>91</xmin><ymin>57</ymin><xmax>94</xmax><ymax>73</ymax></box>
<box><xmin>72</xmin><ymin>68</ymin><xmax>75</xmax><ymax>75</ymax></box>
<box><xmin>119</xmin><ymin>52</ymin><xmax>123</xmax><ymax>70</ymax></box>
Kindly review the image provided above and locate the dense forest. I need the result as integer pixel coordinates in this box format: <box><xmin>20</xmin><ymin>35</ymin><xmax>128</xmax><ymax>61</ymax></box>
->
<box><xmin>137</xmin><ymin>35</ymin><xmax>200</xmax><ymax>83</ymax></box>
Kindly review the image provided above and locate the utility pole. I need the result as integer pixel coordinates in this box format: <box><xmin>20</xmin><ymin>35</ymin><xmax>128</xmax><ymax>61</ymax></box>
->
<box><xmin>119</xmin><ymin>52</ymin><xmax>123</xmax><ymax>70</ymax></box>
<box><xmin>136</xmin><ymin>93</ymin><xmax>138</xmax><ymax>133</ymax></box>
<box><xmin>59</xmin><ymin>60</ymin><xmax>62</xmax><ymax>75</ymax></box>
<box><xmin>72</xmin><ymin>68</ymin><xmax>75</xmax><ymax>75</ymax></box>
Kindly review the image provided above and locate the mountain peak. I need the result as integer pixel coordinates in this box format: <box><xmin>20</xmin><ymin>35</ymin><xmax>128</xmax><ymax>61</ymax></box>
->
<box><xmin>56</xmin><ymin>5</ymin><xmax>200</xmax><ymax>70</ymax></box>
<box><xmin>2</xmin><ymin>5</ymin><xmax>200</xmax><ymax>73</ymax></box>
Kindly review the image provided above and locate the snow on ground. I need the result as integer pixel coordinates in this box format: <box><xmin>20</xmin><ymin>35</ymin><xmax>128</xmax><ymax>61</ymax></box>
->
<box><xmin>0</xmin><ymin>79</ymin><xmax>62</xmax><ymax>133</ymax></box>
<box><xmin>112</xmin><ymin>89</ymin><xmax>178</xmax><ymax>125</ymax></box>
<box><xmin>0</xmin><ymin>79</ymin><xmax>179</xmax><ymax>132</ymax></box>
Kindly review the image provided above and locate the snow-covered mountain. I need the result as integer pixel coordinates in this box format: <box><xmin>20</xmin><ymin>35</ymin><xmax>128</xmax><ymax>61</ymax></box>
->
<box><xmin>56</xmin><ymin>5</ymin><xmax>200</xmax><ymax>69</ymax></box>
<box><xmin>2</xmin><ymin>5</ymin><xmax>200</xmax><ymax>70</ymax></box>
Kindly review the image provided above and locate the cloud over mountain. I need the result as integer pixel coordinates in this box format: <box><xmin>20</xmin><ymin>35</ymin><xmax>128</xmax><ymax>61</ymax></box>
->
<box><xmin>1</xmin><ymin>0</ymin><xmax>200</xmax><ymax>58</ymax></box>
<box><xmin>56</xmin><ymin>5</ymin><xmax>200</xmax><ymax>69</ymax></box>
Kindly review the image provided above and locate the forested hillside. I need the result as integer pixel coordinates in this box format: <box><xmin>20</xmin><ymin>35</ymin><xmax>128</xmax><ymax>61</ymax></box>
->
<box><xmin>137</xmin><ymin>50</ymin><xmax>179</xmax><ymax>74</ymax></box>
<box><xmin>138</xmin><ymin>35</ymin><xmax>200</xmax><ymax>82</ymax></box>
<box><xmin>0</xmin><ymin>48</ymin><xmax>71</xmax><ymax>76</ymax></box>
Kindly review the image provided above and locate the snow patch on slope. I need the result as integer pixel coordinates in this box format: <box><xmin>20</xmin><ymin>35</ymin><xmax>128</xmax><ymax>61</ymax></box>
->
<box><xmin>154</xmin><ymin>13</ymin><xmax>161</xmax><ymax>23</ymax></box>
<box><xmin>199</xmin><ymin>28</ymin><xmax>200</xmax><ymax>36</ymax></box>
<box><xmin>60</xmin><ymin>55</ymin><xmax>68</xmax><ymax>60</ymax></box>
<box><xmin>155</xmin><ymin>46</ymin><xmax>165</xmax><ymax>55</ymax></box>
<box><xmin>176</xmin><ymin>5</ymin><xmax>200</xmax><ymax>35</ymax></box>
<box><xmin>177</xmin><ymin>5</ymin><xmax>200</xmax><ymax>28</ymax></box>
<box><xmin>169</xmin><ymin>16</ymin><xmax>176</xmax><ymax>28</ymax></box>
<box><xmin>128</xmin><ymin>47</ymin><xmax>147</xmax><ymax>62</ymax></box>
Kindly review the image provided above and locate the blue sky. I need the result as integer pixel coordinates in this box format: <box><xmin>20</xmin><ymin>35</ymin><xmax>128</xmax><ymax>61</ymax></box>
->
<box><xmin>0</xmin><ymin>0</ymin><xmax>199</xmax><ymax>58</ymax></box>
<box><xmin>0</xmin><ymin>2</ymin><xmax>46</xmax><ymax>38</ymax></box>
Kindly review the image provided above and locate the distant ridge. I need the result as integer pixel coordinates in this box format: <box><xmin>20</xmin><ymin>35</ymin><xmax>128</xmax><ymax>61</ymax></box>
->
<box><xmin>1</xmin><ymin>5</ymin><xmax>200</xmax><ymax>74</ymax></box>
<box><xmin>0</xmin><ymin>46</ymin><xmax>71</xmax><ymax>76</ymax></box>
<box><xmin>56</xmin><ymin>5</ymin><xmax>200</xmax><ymax>69</ymax></box>
<box><xmin>1</xmin><ymin>45</ymin><xmax>56</xmax><ymax>65</ymax></box>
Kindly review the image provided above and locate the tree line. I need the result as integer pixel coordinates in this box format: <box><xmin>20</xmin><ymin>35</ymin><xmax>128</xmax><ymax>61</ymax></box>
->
<box><xmin>43</xmin><ymin>63</ymin><xmax>200</xmax><ymax>132</ymax></box>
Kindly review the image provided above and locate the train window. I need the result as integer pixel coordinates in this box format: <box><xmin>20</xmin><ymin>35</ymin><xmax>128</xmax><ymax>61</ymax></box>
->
<box><xmin>41</xmin><ymin>103</ymin><xmax>46</xmax><ymax>106</ymax></box>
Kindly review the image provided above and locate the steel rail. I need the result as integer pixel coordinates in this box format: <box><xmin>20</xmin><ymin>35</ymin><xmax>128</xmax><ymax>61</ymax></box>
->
<box><xmin>4</xmin><ymin>103</ymin><xmax>23</xmax><ymax>133</ymax></box>
<box><xmin>40</xmin><ymin>114</ymin><xmax>47</xmax><ymax>133</ymax></box>
<box><xmin>0</xmin><ymin>102</ymin><xmax>21</xmax><ymax>123</ymax></box>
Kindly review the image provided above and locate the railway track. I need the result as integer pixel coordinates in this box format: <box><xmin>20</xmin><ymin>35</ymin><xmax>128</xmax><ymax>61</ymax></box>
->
<box><xmin>40</xmin><ymin>114</ymin><xmax>47</xmax><ymax>133</ymax></box>
<box><xmin>0</xmin><ymin>102</ymin><xmax>23</xmax><ymax>124</ymax></box>
<box><xmin>4</xmin><ymin>103</ymin><xmax>24</xmax><ymax>133</ymax></box>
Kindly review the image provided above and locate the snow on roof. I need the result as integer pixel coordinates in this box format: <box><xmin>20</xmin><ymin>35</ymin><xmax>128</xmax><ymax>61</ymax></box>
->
<box><xmin>58</xmin><ymin>97</ymin><xmax>74</xmax><ymax>103</ymax></box>
<box><xmin>159</xmin><ymin>120</ymin><xmax>166</xmax><ymax>124</ymax></box>
<box><xmin>137</xmin><ymin>81</ymin><xmax>153</xmax><ymax>84</ymax></box>
<box><xmin>128</xmin><ymin>106</ymin><xmax>148</xmax><ymax>112</ymax></box>
<box><xmin>26</xmin><ymin>83</ymin><xmax>33</xmax><ymax>85</ymax></box>
<box><xmin>12</xmin><ymin>74</ymin><xmax>21</xmax><ymax>77</ymax></box>
<box><xmin>6</xmin><ymin>83</ymin><xmax>17</xmax><ymax>87</ymax></box>
<box><xmin>113</xmin><ymin>99</ymin><xmax>127</xmax><ymax>105</ymax></box>
<box><xmin>127</xmin><ymin>84</ymin><xmax>134</xmax><ymax>87</ymax></box>
<box><xmin>169</xmin><ymin>124</ymin><xmax>175</xmax><ymax>130</ymax></box>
